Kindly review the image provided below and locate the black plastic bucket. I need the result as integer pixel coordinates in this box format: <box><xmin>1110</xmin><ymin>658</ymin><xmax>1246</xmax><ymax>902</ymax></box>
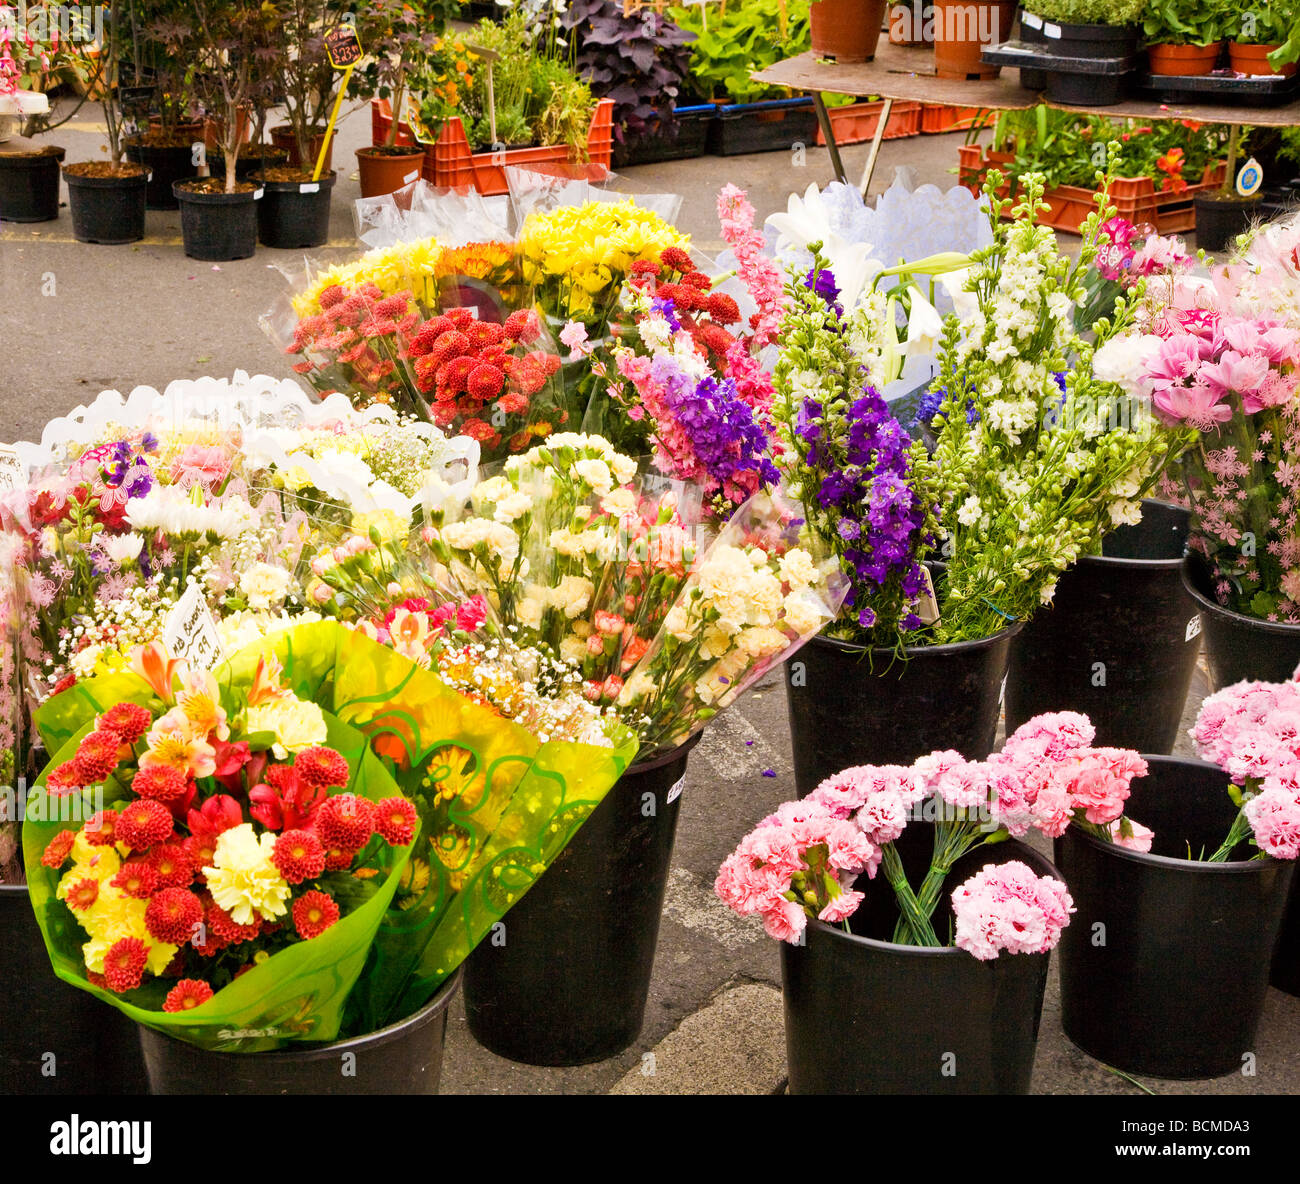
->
<box><xmin>1182</xmin><ymin>554</ymin><xmax>1300</xmax><ymax>688</ymax></box>
<box><xmin>782</xmin><ymin>834</ymin><xmax>1058</xmax><ymax>1094</ymax></box>
<box><xmin>785</xmin><ymin>625</ymin><xmax>1020</xmax><ymax>797</ymax></box>
<box><xmin>124</xmin><ymin>138</ymin><xmax>202</xmax><ymax>209</ymax></box>
<box><xmin>253</xmin><ymin>170</ymin><xmax>336</xmax><ymax>249</ymax></box>
<box><xmin>0</xmin><ymin>146</ymin><xmax>65</xmax><ymax>222</ymax></box>
<box><xmin>0</xmin><ymin>883</ymin><xmax>148</xmax><ymax>1094</ymax></box>
<box><xmin>173</xmin><ymin>180</ymin><xmax>260</xmax><ymax>261</ymax></box>
<box><xmin>463</xmin><ymin>735</ymin><xmax>699</xmax><ymax>1066</ymax></box>
<box><xmin>1194</xmin><ymin>193</ymin><xmax>1262</xmax><ymax>254</ymax></box>
<box><xmin>64</xmin><ymin>168</ymin><xmax>148</xmax><ymax>244</ymax></box>
<box><xmin>1006</xmin><ymin>501</ymin><xmax>1200</xmax><ymax>753</ymax></box>
<box><xmin>1055</xmin><ymin>755</ymin><xmax>1294</xmax><ymax>1079</ymax></box>
<box><xmin>138</xmin><ymin>968</ymin><xmax>462</xmax><ymax>1094</ymax></box>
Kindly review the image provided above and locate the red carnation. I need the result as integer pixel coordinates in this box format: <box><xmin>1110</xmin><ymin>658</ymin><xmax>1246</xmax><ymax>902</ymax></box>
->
<box><xmin>705</xmin><ymin>292</ymin><xmax>741</xmax><ymax>324</ymax></box>
<box><xmin>84</xmin><ymin>809</ymin><xmax>120</xmax><ymax>847</ymax></box>
<box><xmin>658</xmin><ymin>246</ymin><xmax>692</xmax><ymax>272</ymax></box>
<box><xmin>272</xmin><ymin>829</ymin><xmax>326</xmax><ymax>884</ymax></box>
<box><xmin>65</xmin><ymin>878</ymin><xmax>100</xmax><ymax>912</ymax></box>
<box><xmin>112</xmin><ymin>861</ymin><xmax>159</xmax><ymax>900</ymax></box>
<box><xmin>503</xmin><ymin>309</ymin><xmax>541</xmax><ymax>343</ymax></box>
<box><xmin>116</xmin><ymin>798</ymin><xmax>173</xmax><ymax>850</ymax></box>
<box><xmin>148</xmin><ymin>843</ymin><xmax>194</xmax><ymax>890</ymax></box>
<box><xmin>98</xmin><ymin>702</ymin><xmax>153</xmax><ymax>744</ymax></box>
<box><xmin>681</xmin><ymin>270</ymin><xmax>712</xmax><ymax>291</ymax></box>
<box><xmin>293</xmin><ymin>747</ymin><xmax>351</xmax><ymax>790</ymax></box>
<box><xmin>163</xmin><ymin>979</ymin><xmax>214</xmax><ymax>1012</ymax></box>
<box><xmin>316</xmin><ymin>793</ymin><xmax>377</xmax><ymax>850</ymax></box>
<box><xmin>206</xmin><ymin>900</ymin><xmax>261</xmax><ymax>945</ymax></box>
<box><xmin>103</xmin><ymin>937</ymin><xmax>149</xmax><ymax>993</ymax></box>
<box><xmin>131</xmin><ymin>764</ymin><xmax>188</xmax><ymax>804</ymax></box>
<box><xmin>145</xmin><ymin>887</ymin><xmax>204</xmax><ymax>945</ymax></box>
<box><xmin>45</xmin><ymin>761</ymin><xmax>88</xmax><ymax>797</ymax></box>
<box><xmin>374</xmin><ymin>797</ymin><xmax>417</xmax><ymax>846</ymax></box>
<box><xmin>467</xmin><ymin>364</ymin><xmax>505</xmax><ymax>401</ymax></box>
<box><xmin>696</xmin><ymin>323</ymin><xmax>737</xmax><ymax>356</ymax></box>
<box><xmin>293</xmin><ymin>890</ymin><xmax>340</xmax><ymax>939</ymax></box>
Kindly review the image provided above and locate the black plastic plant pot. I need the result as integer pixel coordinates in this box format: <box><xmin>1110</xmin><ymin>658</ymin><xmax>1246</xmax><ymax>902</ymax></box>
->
<box><xmin>1181</xmin><ymin>554</ymin><xmax>1300</xmax><ymax>688</ymax></box>
<box><xmin>1045</xmin><ymin>21</ymin><xmax>1138</xmax><ymax>59</ymax></box>
<box><xmin>124</xmin><ymin>138</ymin><xmax>201</xmax><ymax>209</ymax></box>
<box><xmin>1055</xmin><ymin>755</ymin><xmax>1295</xmax><ymax>1079</ymax></box>
<box><xmin>781</xmin><ymin>835</ymin><xmax>1059</xmax><ymax>1095</ymax></box>
<box><xmin>785</xmin><ymin>625</ymin><xmax>1020</xmax><ymax>798</ymax></box>
<box><xmin>137</xmin><ymin>968</ymin><xmax>462</xmax><ymax>1095</ymax></box>
<box><xmin>463</xmin><ymin>734</ymin><xmax>700</xmax><ymax>1066</ymax></box>
<box><xmin>1044</xmin><ymin>68</ymin><xmax>1128</xmax><ymax>106</ymax></box>
<box><xmin>1274</xmin><ymin>892</ymin><xmax>1300</xmax><ymax>996</ymax></box>
<box><xmin>0</xmin><ymin>883</ymin><xmax>148</xmax><ymax>1094</ymax></box>
<box><xmin>1018</xmin><ymin>14</ymin><xmax>1047</xmax><ymax>88</ymax></box>
<box><xmin>612</xmin><ymin>106</ymin><xmax>714</xmax><ymax>167</ymax></box>
<box><xmin>64</xmin><ymin>168</ymin><xmax>148</xmax><ymax>244</ymax></box>
<box><xmin>253</xmin><ymin>170</ymin><xmax>336</xmax><ymax>249</ymax></box>
<box><xmin>1194</xmin><ymin>192</ymin><xmax>1262</xmax><ymax>254</ymax></box>
<box><xmin>173</xmin><ymin>180</ymin><xmax>260</xmax><ymax>262</ymax></box>
<box><xmin>0</xmin><ymin>146</ymin><xmax>65</xmax><ymax>222</ymax></box>
<box><xmin>1006</xmin><ymin>501</ymin><xmax>1199</xmax><ymax>754</ymax></box>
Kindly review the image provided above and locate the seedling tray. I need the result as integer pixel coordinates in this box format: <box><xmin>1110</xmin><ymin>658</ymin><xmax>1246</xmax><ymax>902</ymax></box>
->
<box><xmin>1138</xmin><ymin>70</ymin><xmax>1299</xmax><ymax>107</ymax></box>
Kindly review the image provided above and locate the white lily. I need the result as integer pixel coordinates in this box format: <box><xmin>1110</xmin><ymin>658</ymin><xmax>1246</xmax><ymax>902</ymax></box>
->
<box><xmin>937</xmin><ymin>266</ymin><xmax>980</xmax><ymax>321</ymax></box>
<box><xmin>765</xmin><ymin>182</ymin><xmax>837</xmax><ymax>253</ymax></box>
<box><xmin>903</xmin><ymin>286</ymin><xmax>945</xmax><ymax>358</ymax></box>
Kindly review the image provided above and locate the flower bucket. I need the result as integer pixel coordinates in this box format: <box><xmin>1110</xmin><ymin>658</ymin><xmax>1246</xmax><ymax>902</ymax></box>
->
<box><xmin>785</xmin><ymin>626</ymin><xmax>1020</xmax><ymax>798</ymax></box>
<box><xmin>173</xmin><ymin>179</ymin><xmax>261</xmax><ymax>262</ymax></box>
<box><xmin>0</xmin><ymin>882</ymin><xmax>148</xmax><ymax>1094</ymax></box>
<box><xmin>781</xmin><ymin>834</ymin><xmax>1059</xmax><ymax>1094</ymax></box>
<box><xmin>810</xmin><ymin>0</ymin><xmax>887</xmax><ymax>64</ymax></box>
<box><xmin>1194</xmin><ymin>191</ymin><xmax>1263</xmax><ymax>254</ymax></box>
<box><xmin>137</xmin><ymin>969</ymin><xmax>462</xmax><ymax>1095</ymax></box>
<box><xmin>932</xmin><ymin>0</ymin><xmax>1018</xmax><ymax>80</ymax></box>
<box><xmin>1055</xmin><ymin>755</ymin><xmax>1295</xmax><ymax>1079</ymax></box>
<box><xmin>463</xmin><ymin>735</ymin><xmax>699</xmax><ymax>1066</ymax></box>
<box><xmin>1006</xmin><ymin>501</ymin><xmax>1201</xmax><ymax>754</ymax></box>
<box><xmin>1181</xmin><ymin>554</ymin><xmax>1300</xmax><ymax>688</ymax></box>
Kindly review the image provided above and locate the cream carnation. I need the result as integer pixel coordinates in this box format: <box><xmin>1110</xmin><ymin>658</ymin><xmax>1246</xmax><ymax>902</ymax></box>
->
<box><xmin>204</xmin><ymin>823</ymin><xmax>292</xmax><ymax>925</ymax></box>
<box><xmin>245</xmin><ymin>694</ymin><xmax>328</xmax><ymax>758</ymax></box>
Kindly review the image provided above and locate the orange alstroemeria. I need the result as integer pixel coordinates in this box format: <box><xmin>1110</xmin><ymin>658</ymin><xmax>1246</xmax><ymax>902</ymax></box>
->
<box><xmin>129</xmin><ymin>642</ymin><xmax>186</xmax><ymax>705</ymax></box>
<box><xmin>247</xmin><ymin>651</ymin><xmax>290</xmax><ymax>708</ymax></box>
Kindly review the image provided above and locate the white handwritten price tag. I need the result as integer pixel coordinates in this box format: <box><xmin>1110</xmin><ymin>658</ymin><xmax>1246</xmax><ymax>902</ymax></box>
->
<box><xmin>665</xmin><ymin>776</ymin><xmax>686</xmax><ymax>806</ymax></box>
<box><xmin>1186</xmin><ymin>615</ymin><xmax>1202</xmax><ymax>643</ymax></box>
<box><xmin>1022</xmin><ymin>11</ymin><xmax>1042</xmax><ymax>29</ymax></box>
<box><xmin>0</xmin><ymin>445</ymin><xmax>24</xmax><ymax>493</ymax></box>
<box><xmin>914</xmin><ymin>566</ymin><xmax>941</xmax><ymax>626</ymax></box>
<box><xmin>163</xmin><ymin>582</ymin><xmax>225</xmax><ymax>670</ymax></box>
<box><xmin>403</xmin><ymin>169</ymin><xmax>420</xmax><ymax>184</ymax></box>
<box><xmin>299</xmin><ymin>182</ymin><xmax>320</xmax><ymax>194</ymax></box>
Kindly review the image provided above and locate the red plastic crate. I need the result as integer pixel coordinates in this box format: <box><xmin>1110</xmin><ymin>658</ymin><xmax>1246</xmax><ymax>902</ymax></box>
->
<box><xmin>371</xmin><ymin>98</ymin><xmax>614</xmax><ymax>197</ymax></box>
<box><xmin>813</xmin><ymin>100</ymin><xmax>922</xmax><ymax>147</ymax></box>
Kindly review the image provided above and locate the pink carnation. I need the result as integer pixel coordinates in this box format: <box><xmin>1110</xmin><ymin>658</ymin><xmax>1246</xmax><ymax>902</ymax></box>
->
<box><xmin>951</xmin><ymin>861</ymin><xmax>1075</xmax><ymax>961</ymax></box>
<box><xmin>1061</xmin><ymin>748</ymin><xmax>1147</xmax><ymax>825</ymax></box>
<box><xmin>1243</xmin><ymin>783</ymin><xmax>1300</xmax><ymax>860</ymax></box>
<box><xmin>912</xmin><ymin>749</ymin><xmax>989</xmax><ymax>809</ymax></box>
<box><xmin>1108</xmin><ymin>817</ymin><xmax>1155</xmax><ymax>853</ymax></box>
<box><xmin>818</xmin><ymin>888</ymin><xmax>865</xmax><ymax>923</ymax></box>
<box><xmin>763</xmin><ymin>897</ymin><xmax>808</xmax><ymax>943</ymax></box>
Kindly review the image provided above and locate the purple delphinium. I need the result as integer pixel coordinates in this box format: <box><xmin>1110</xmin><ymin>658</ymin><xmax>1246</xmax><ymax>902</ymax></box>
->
<box><xmin>913</xmin><ymin>386</ymin><xmax>979</xmax><ymax>429</ymax></box>
<box><xmin>651</xmin><ymin>296</ymin><xmax>682</xmax><ymax>332</ymax></box>
<box><xmin>804</xmin><ymin>267</ymin><xmax>843</xmax><ymax>318</ymax></box>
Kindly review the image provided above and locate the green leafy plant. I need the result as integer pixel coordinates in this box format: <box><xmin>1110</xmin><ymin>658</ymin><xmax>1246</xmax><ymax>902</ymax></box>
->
<box><xmin>670</xmin><ymin>0</ymin><xmax>810</xmax><ymax>104</ymax></box>
<box><xmin>1230</xmin><ymin>3</ymin><xmax>1296</xmax><ymax>46</ymax></box>
<box><xmin>1142</xmin><ymin>0</ymin><xmax>1232</xmax><ymax>47</ymax></box>
<box><xmin>1022</xmin><ymin>0</ymin><xmax>1144</xmax><ymax>25</ymax></box>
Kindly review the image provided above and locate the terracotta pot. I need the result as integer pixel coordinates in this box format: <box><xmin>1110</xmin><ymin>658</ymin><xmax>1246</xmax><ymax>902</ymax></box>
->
<box><xmin>932</xmin><ymin>0</ymin><xmax>1018</xmax><ymax>80</ymax></box>
<box><xmin>811</xmin><ymin>0</ymin><xmax>888</xmax><ymax>63</ymax></box>
<box><xmin>1147</xmin><ymin>41</ymin><xmax>1223</xmax><ymax>77</ymax></box>
<box><xmin>356</xmin><ymin>145</ymin><xmax>427</xmax><ymax>197</ymax></box>
<box><xmin>889</xmin><ymin>0</ymin><xmax>933</xmax><ymax>45</ymax></box>
<box><xmin>270</xmin><ymin>125</ymin><xmax>333</xmax><ymax>173</ymax></box>
<box><xmin>1228</xmin><ymin>42</ymin><xmax>1297</xmax><ymax>78</ymax></box>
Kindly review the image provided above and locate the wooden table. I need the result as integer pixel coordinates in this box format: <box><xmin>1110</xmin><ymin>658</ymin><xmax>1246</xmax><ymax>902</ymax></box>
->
<box><xmin>755</xmin><ymin>41</ymin><xmax>1300</xmax><ymax>194</ymax></box>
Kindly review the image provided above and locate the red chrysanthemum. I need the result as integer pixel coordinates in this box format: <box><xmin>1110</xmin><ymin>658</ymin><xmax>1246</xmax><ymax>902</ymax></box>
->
<box><xmin>435</xmin><ymin>354</ymin><xmax>476</xmax><ymax>397</ymax></box>
<box><xmin>293</xmin><ymin>747</ymin><xmax>350</xmax><ymax>790</ymax></box>
<box><xmin>503</xmin><ymin>309</ymin><xmax>541</xmax><ymax>344</ymax></box>
<box><xmin>445</xmin><ymin>306</ymin><xmax>475</xmax><ymax>327</ymax></box>
<box><xmin>188</xmin><ymin>915</ymin><xmax>228</xmax><ymax>957</ymax></box>
<box><xmin>705</xmin><ymin>292</ymin><xmax>741</xmax><ymax>324</ymax></box>
<box><xmin>98</xmin><ymin>702</ymin><xmax>153</xmax><ymax>744</ymax></box>
<box><xmin>323</xmin><ymin>843</ymin><xmax>358</xmax><ymax>871</ymax></box>
<box><xmin>272</xmin><ymin>829</ymin><xmax>326</xmax><ymax>884</ymax></box>
<box><xmin>115</xmin><ymin>798</ymin><xmax>173</xmax><ymax>850</ymax></box>
<box><xmin>52</xmin><ymin>671</ymin><xmax>77</xmax><ymax>695</ymax></box>
<box><xmin>206</xmin><ymin>900</ymin><xmax>261</xmax><ymax>945</ymax></box>
<box><xmin>293</xmin><ymin>890</ymin><xmax>340</xmax><ymax>939</ymax></box>
<box><xmin>145</xmin><ymin>887</ymin><xmax>204</xmax><ymax>945</ymax></box>
<box><xmin>65</xmin><ymin>877</ymin><xmax>100</xmax><ymax>912</ymax></box>
<box><xmin>75</xmin><ymin>730</ymin><xmax>124</xmax><ymax>782</ymax></box>
<box><xmin>148</xmin><ymin>843</ymin><xmax>194</xmax><ymax>890</ymax></box>
<box><xmin>163</xmin><ymin>978</ymin><xmax>214</xmax><ymax>1013</ymax></box>
<box><xmin>131</xmin><ymin>763</ymin><xmax>188</xmax><ymax>804</ymax></box>
<box><xmin>467</xmin><ymin>364</ymin><xmax>506</xmax><ymax>400</ymax></box>
<box><xmin>681</xmin><ymin>270</ymin><xmax>712</xmax><ymax>291</ymax></box>
<box><xmin>658</xmin><ymin>246</ymin><xmax>692</xmax><ymax>272</ymax></box>
<box><xmin>103</xmin><ymin>937</ymin><xmax>149</xmax><ymax>993</ymax></box>
<box><xmin>466</xmin><ymin>319</ymin><xmax>505</xmax><ymax>349</ymax></box>
<box><xmin>184</xmin><ymin>834</ymin><xmax>218</xmax><ymax>878</ymax></box>
<box><xmin>318</xmin><ymin>284</ymin><xmax>347</xmax><ymax>310</ymax></box>
<box><xmin>45</xmin><ymin>761</ymin><xmax>87</xmax><ymax>798</ymax></box>
<box><xmin>695</xmin><ymin>323</ymin><xmax>736</xmax><ymax>355</ymax></box>
<box><xmin>83</xmin><ymin>809</ymin><xmax>120</xmax><ymax>847</ymax></box>
<box><xmin>315</xmin><ymin>793</ymin><xmax>377</xmax><ymax>851</ymax></box>
<box><xmin>408</xmin><ymin>315</ymin><xmax>453</xmax><ymax>356</ymax></box>
<box><xmin>374</xmin><ymin>292</ymin><xmax>412</xmax><ymax>319</ymax></box>
<box><xmin>112</xmin><ymin>861</ymin><xmax>159</xmax><ymax>900</ymax></box>
<box><xmin>375</xmin><ymin>797</ymin><xmax>417</xmax><ymax>846</ymax></box>
<box><xmin>428</xmin><ymin>329</ymin><xmax>471</xmax><ymax>367</ymax></box>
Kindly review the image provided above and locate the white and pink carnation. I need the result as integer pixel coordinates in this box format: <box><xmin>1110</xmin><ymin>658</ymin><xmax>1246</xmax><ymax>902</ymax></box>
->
<box><xmin>951</xmin><ymin>861</ymin><xmax>1075</xmax><ymax>962</ymax></box>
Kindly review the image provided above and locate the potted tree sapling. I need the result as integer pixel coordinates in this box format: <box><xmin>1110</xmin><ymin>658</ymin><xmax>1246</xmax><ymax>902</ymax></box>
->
<box><xmin>1142</xmin><ymin>0</ymin><xmax>1230</xmax><ymax>76</ymax></box>
<box><xmin>62</xmin><ymin>0</ymin><xmax>150</xmax><ymax>243</ymax></box>
<box><xmin>173</xmin><ymin>0</ymin><xmax>276</xmax><ymax>261</ymax></box>
<box><xmin>353</xmin><ymin>0</ymin><xmax>442</xmax><ymax>198</ymax></box>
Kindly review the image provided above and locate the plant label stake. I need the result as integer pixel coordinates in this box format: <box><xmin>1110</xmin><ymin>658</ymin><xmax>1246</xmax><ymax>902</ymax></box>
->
<box><xmin>316</xmin><ymin>24</ymin><xmax>366</xmax><ymax>182</ymax></box>
<box><xmin>468</xmin><ymin>44</ymin><xmax>501</xmax><ymax>149</ymax></box>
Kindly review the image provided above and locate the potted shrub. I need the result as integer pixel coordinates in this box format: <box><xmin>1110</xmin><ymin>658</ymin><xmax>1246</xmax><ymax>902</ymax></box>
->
<box><xmin>353</xmin><ymin>0</ymin><xmax>441</xmax><ymax>198</ymax></box>
<box><xmin>269</xmin><ymin>0</ymin><xmax>355</xmax><ymax>174</ymax></box>
<box><xmin>173</xmin><ymin>0</ymin><xmax>274</xmax><ymax>261</ymax></box>
<box><xmin>1142</xmin><ymin>0</ymin><xmax>1229</xmax><ymax>76</ymax></box>
<box><xmin>62</xmin><ymin>0</ymin><xmax>150</xmax><ymax>244</ymax></box>
<box><xmin>1021</xmin><ymin>0</ymin><xmax>1144</xmax><ymax>59</ymax></box>
<box><xmin>1227</xmin><ymin>2</ymin><xmax>1298</xmax><ymax>77</ymax></box>
<box><xmin>715</xmin><ymin>714</ymin><xmax>1125</xmax><ymax>1093</ymax></box>
<box><xmin>1056</xmin><ymin>685</ymin><xmax>1300</xmax><ymax>1077</ymax></box>
<box><xmin>561</xmin><ymin>0</ymin><xmax>703</xmax><ymax>168</ymax></box>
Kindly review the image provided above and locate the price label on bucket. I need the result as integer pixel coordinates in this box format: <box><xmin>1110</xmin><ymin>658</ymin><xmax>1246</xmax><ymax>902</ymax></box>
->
<box><xmin>1186</xmin><ymin>615</ymin><xmax>1202</xmax><ymax>642</ymax></box>
<box><xmin>299</xmin><ymin>182</ymin><xmax>320</xmax><ymax>194</ymax></box>
<box><xmin>665</xmin><ymin>776</ymin><xmax>686</xmax><ymax>806</ymax></box>
<box><xmin>1043</xmin><ymin>22</ymin><xmax>1061</xmax><ymax>38</ymax></box>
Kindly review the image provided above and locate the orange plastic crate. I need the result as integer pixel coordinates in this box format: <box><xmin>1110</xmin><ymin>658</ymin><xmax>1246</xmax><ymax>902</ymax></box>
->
<box><xmin>813</xmin><ymin>100</ymin><xmax>922</xmax><ymax>147</ymax></box>
<box><xmin>921</xmin><ymin>104</ymin><xmax>992</xmax><ymax>134</ymax></box>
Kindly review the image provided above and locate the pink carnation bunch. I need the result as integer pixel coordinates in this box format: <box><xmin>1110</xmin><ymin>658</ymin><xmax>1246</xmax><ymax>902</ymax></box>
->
<box><xmin>950</xmin><ymin>861</ymin><xmax>1075</xmax><ymax>962</ymax></box>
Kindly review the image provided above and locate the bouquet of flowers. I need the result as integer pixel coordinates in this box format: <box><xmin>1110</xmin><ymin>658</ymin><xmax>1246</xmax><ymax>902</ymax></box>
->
<box><xmin>716</xmin><ymin>711</ymin><xmax>1157</xmax><ymax>953</ymax></box>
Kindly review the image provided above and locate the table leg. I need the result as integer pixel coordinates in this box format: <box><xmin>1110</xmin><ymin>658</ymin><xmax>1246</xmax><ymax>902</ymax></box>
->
<box><xmin>857</xmin><ymin>96</ymin><xmax>892</xmax><ymax>198</ymax></box>
<box><xmin>811</xmin><ymin>92</ymin><xmax>848</xmax><ymax>186</ymax></box>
